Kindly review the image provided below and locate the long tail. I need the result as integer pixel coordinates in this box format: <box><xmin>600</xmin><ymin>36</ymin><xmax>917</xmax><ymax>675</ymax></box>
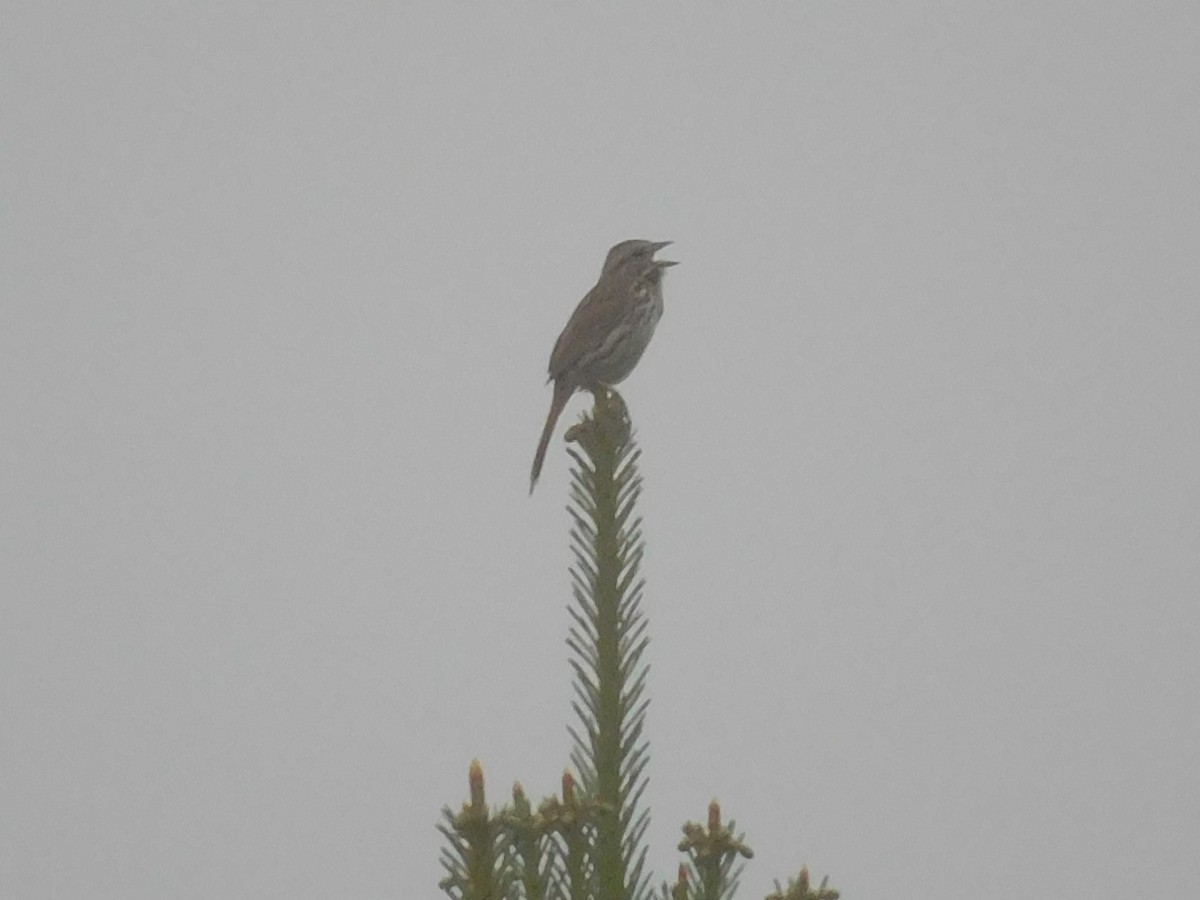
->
<box><xmin>530</xmin><ymin>381</ymin><xmax>574</xmax><ymax>493</ymax></box>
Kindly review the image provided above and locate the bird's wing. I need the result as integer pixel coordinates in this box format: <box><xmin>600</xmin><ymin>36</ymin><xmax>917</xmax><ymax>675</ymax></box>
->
<box><xmin>548</xmin><ymin>269</ymin><xmax>635</xmax><ymax>380</ymax></box>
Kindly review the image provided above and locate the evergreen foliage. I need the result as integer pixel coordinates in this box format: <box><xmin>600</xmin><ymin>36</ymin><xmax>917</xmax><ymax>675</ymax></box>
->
<box><xmin>437</xmin><ymin>391</ymin><xmax>837</xmax><ymax>900</ymax></box>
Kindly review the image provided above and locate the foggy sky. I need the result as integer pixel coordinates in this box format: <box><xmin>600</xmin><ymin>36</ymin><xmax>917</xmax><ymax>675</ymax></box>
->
<box><xmin>3</xmin><ymin>3</ymin><xmax>1198</xmax><ymax>898</ymax></box>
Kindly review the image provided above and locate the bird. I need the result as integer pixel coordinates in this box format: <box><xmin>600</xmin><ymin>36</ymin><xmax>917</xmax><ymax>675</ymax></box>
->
<box><xmin>530</xmin><ymin>239</ymin><xmax>677</xmax><ymax>492</ymax></box>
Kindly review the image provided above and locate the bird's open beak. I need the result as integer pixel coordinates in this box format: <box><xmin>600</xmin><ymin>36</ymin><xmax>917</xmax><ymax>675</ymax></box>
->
<box><xmin>651</xmin><ymin>240</ymin><xmax>677</xmax><ymax>266</ymax></box>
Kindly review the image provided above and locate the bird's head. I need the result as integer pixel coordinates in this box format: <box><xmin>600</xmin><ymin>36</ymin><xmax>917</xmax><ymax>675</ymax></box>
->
<box><xmin>601</xmin><ymin>239</ymin><xmax>678</xmax><ymax>275</ymax></box>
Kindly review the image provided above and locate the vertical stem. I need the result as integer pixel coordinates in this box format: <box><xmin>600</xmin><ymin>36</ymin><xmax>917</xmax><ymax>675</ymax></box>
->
<box><xmin>566</xmin><ymin>390</ymin><xmax>647</xmax><ymax>900</ymax></box>
<box><xmin>591</xmin><ymin>395</ymin><xmax>625</xmax><ymax>900</ymax></box>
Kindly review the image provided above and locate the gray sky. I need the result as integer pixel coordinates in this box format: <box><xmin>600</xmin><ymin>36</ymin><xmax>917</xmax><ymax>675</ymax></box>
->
<box><xmin>3</xmin><ymin>3</ymin><xmax>1198</xmax><ymax>898</ymax></box>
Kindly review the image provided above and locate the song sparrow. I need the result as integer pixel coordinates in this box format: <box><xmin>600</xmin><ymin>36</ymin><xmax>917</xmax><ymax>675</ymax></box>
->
<box><xmin>530</xmin><ymin>239</ymin><xmax>677</xmax><ymax>492</ymax></box>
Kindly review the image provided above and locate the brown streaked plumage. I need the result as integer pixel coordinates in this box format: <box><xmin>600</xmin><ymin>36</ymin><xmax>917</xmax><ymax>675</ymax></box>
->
<box><xmin>530</xmin><ymin>239</ymin><xmax>677</xmax><ymax>492</ymax></box>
